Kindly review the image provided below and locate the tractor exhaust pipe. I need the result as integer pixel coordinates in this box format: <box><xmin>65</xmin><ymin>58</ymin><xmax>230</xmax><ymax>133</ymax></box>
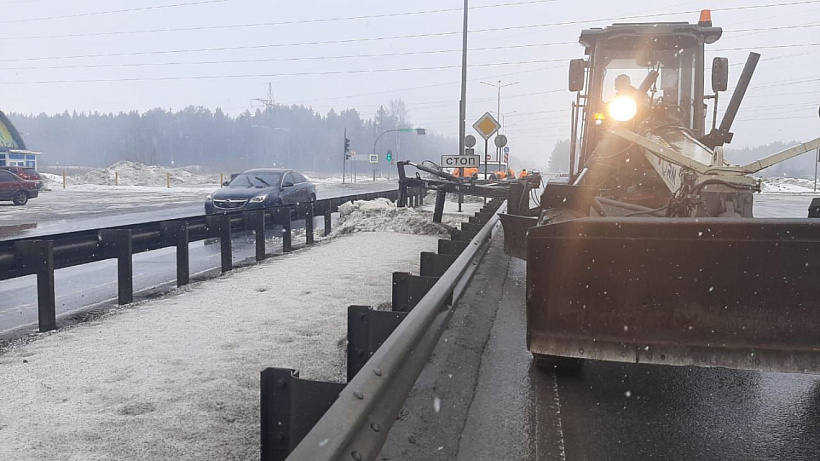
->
<box><xmin>703</xmin><ymin>52</ymin><xmax>760</xmax><ymax>148</ymax></box>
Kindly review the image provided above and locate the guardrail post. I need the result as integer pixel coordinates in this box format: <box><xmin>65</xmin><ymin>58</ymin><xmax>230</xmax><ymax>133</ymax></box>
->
<box><xmin>244</xmin><ymin>210</ymin><xmax>266</xmax><ymax>262</ymax></box>
<box><xmin>419</xmin><ymin>252</ymin><xmax>458</xmax><ymax>278</ymax></box>
<box><xmin>101</xmin><ymin>229</ymin><xmax>133</xmax><ymax>305</ymax></box>
<box><xmin>260</xmin><ymin>368</ymin><xmax>345</xmax><ymax>461</ymax></box>
<box><xmin>433</xmin><ymin>187</ymin><xmax>446</xmax><ymax>223</ymax></box>
<box><xmin>206</xmin><ymin>215</ymin><xmax>232</xmax><ymax>273</ymax></box>
<box><xmin>347</xmin><ymin>305</ymin><xmax>407</xmax><ymax>381</ymax></box>
<box><xmin>282</xmin><ymin>207</ymin><xmax>292</xmax><ymax>252</ymax></box>
<box><xmin>323</xmin><ymin>211</ymin><xmax>332</xmax><ymax>237</ymax></box>
<box><xmin>15</xmin><ymin>240</ymin><xmax>56</xmax><ymax>332</ymax></box>
<box><xmin>391</xmin><ymin>272</ymin><xmax>446</xmax><ymax>313</ymax></box>
<box><xmin>161</xmin><ymin>222</ymin><xmax>190</xmax><ymax>286</ymax></box>
<box><xmin>305</xmin><ymin>202</ymin><xmax>315</xmax><ymax>246</ymax></box>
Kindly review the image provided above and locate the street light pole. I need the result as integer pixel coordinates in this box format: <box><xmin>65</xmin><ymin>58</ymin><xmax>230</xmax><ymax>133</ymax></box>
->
<box><xmin>480</xmin><ymin>80</ymin><xmax>518</xmax><ymax>166</ymax></box>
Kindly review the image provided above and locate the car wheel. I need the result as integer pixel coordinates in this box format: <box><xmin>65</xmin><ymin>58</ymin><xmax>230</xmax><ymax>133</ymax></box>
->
<box><xmin>12</xmin><ymin>190</ymin><xmax>28</xmax><ymax>205</ymax></box>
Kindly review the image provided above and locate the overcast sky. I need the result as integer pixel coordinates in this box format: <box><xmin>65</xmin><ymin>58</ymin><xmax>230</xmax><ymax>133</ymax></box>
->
<box><xmin>0</xmin><ymin>0</ymin><xmax>818</xmax><ymax>169</ymax></box>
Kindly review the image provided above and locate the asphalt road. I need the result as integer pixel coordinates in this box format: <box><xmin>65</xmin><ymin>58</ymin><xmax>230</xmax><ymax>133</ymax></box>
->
<box><xmin>384</xmin><ymin>229</ymin><xmax>820</xmax><ymax>461</ymax></box>
<box><xmin>0</xmin><ymin>180</ymin><xmax>397</xmax><ymax>240</ymax></box>
<box><xmin>0</xmin><ymin>181</ymin><xmax>397</xmax><ymax>336</ymax></box>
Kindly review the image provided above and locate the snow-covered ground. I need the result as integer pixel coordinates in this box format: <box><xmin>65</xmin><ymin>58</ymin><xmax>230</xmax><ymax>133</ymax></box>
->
<box><xmin>759</xmin><ymin>176</ymin><xmax>818</xmax><ymax>194</ymax></box>
<box><xmin>46</xmin><ymin>161</ymin><xmax>219</xmax><ymax>187</ymax></box>
<box><xmin>0</xmin><ymin>202</ymin><xmax>450</xmax><ymax>460</ymax></box>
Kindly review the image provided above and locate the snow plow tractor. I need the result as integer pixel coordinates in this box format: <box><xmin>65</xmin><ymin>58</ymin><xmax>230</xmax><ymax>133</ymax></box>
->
<box><xmin>501</xmin><ymin>12</ymin><xmax>820</xmax><ymax>374</ymax></box>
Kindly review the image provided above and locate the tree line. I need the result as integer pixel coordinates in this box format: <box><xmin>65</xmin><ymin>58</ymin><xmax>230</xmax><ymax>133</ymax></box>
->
<box><xmin>7</xmin><ymin>100</ymin><xmax>454</xmax><ymax>173</ymax></box>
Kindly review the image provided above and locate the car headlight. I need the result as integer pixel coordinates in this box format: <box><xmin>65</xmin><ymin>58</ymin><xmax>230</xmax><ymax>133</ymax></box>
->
<box><xmin>607</xmin><ymin>95</ymin><xmax>638</xmax><ymax>122</ymax></box>
<box><xmin>249</xmin><ymin>194</ymin><xmax>268</xmax><ymax>203</ymax></box>
<box><xmin>206</xmin><ymin>194</ymin><xmax>213</xmax><ymax>202</ymax></box>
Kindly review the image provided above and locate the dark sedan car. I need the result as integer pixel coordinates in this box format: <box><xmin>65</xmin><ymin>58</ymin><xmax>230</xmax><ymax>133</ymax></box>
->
<box><xmin>205</xmin><ymin>168</ymin><xmax>316</xmax><ymax>214</ymax></box>
<box><xmin>0</xmin><ymin>169</ymin><xmax>39</xmax><ymax>205</ymax></box>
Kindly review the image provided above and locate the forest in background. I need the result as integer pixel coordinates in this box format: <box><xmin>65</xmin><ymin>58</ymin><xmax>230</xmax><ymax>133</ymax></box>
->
<box><xmin>7</xmin><ymin>100</ymin><xmax>455</xmax><ymax>173</ymax></box>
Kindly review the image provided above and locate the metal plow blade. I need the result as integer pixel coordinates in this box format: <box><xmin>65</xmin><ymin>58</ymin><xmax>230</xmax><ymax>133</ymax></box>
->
<box><xmin>527</xmin><ymin>217</ymin><xmax>820</xmax><ymax>374</ymax></box>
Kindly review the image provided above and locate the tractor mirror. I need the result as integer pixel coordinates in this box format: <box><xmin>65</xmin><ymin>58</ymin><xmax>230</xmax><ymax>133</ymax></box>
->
<box><xmin>712</xmin><ymin>57</ymin><xmax>729</xmax><ymax>92</ymax></box>
<box><xmin>569</xmin><ymin>59</ymin><xmax>585</xmax><ymax>92</ymax></box>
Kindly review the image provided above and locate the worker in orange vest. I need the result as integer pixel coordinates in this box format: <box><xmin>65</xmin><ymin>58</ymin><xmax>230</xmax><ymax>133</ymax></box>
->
<box><xmin>519</xmin><ymin>169</ymin><xmax>528</xmax><ymax>179</ymax></box>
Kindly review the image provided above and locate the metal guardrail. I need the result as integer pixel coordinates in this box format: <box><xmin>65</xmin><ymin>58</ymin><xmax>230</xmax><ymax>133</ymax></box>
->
<box><xmin>0</xmin><ymin>188</ymin><xmax>425</xmax><ymax>334</ymax></box>
<box><xmin>260</xmin><ymin>199</ymin><xmax>505</xmax><ymax>461</ymax></box>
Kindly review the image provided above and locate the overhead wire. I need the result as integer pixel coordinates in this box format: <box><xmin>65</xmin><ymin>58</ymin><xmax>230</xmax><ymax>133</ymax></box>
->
<box><xmin>0</xmin><ymin>0</ymin><xmax>228</xmax><ymax>25</ymax></box>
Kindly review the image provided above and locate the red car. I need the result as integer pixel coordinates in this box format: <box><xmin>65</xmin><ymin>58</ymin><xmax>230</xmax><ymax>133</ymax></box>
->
<box><xmin>0</xmin><ymin>169</ymin><xmax>39</xmax><ymax>205</ymax></box>
<box><xmin>0</xmin><ymin>166</ymin><xmax>43</xmax><ymax>189</ymax></box>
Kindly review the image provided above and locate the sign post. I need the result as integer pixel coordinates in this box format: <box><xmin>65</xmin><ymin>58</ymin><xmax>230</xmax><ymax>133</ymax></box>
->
<box><xmin>472</xmin><ymin>112</ymin><xmax>501</xmax><ymax>180</ymax></box>
<box><xmin>369</xmin><ymin>154</ymin><xmax>379</xmax><ymax>182</ymax></box>
<box><xmin>815</xmin><ymin>148</ymin><xmax>819</xmax><ymax>192</ymax></box>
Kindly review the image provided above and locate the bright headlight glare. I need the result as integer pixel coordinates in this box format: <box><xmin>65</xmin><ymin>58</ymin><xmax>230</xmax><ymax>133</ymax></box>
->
<box><xmin>206</xmin><ymin>194</ymin><xmax>213</xmax><ymax>201</ymax></box>
<box><xmin>250</xmin><ymin>194</ymin><xmax>268</xmax><ymax>203</ymax></box>
<box><xmin>608</xmin><ymin>96</ymin><xmax>638</xmax><ymax>122</ymax></box>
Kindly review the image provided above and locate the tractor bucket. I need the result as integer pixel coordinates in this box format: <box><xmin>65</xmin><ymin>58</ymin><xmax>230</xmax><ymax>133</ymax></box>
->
<box><xmin>527</xmin><ymin>217</ymin><xmax>820</xmax><ymax>374</ymax></box>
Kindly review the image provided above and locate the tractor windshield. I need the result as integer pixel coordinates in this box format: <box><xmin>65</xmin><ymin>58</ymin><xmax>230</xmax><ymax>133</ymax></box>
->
<box><xmin>597</xmin><ymin>38</ymin><xmax>700</xmax><ymax>129</ymax></box>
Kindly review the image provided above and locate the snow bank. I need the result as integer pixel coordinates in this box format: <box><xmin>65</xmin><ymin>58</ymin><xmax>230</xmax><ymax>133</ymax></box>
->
<box><xmin>0</xmin><ymin>232</ymin><xmax>437</xmax><ymax>460</ymax></box>
<box><xmin>760</xmin><ymin>177</ymin><xmax>816</xmax><ymax>194</ymax></box>
<box><xmin>332</xmin><ymin>197</ymin><xmax>454</xmax><ymax>237</ymax></box>
<box><xmin>72</xmin><ymin>161</ymin><xmax>217</xmax><ymax>187</ymax></box>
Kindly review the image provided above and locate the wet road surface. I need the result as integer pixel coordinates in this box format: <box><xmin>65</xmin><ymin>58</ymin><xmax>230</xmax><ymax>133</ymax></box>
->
<box><xmin>385</xmin><ymin>229</ymin><xmax>820</xmax><ymax>460</ymax></box>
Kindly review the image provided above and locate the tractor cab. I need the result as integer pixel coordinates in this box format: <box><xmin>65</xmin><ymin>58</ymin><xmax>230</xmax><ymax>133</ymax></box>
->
<box><xmin>568</xmin><ymin>15</ymin><xmax>726</xmax><ymax>184</ymax></box>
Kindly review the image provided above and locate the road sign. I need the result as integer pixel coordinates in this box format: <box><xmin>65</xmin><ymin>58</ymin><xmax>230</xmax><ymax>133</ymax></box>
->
<box><xmin>441</xmin><ymin>155</ymin><xmax>480</xmax><ymax>168</ymax></box>
<box><xmin>504</xmin><ymin>146</ymin><xmax>510</xmax><ymax>153</ymax></box>
<box><xmin>369</xmin><ymin>154</ymin><xmax>378</xmax><ymax>164</ymax></box>
<box><xmin>465</xmin><ymin>134</ymin><xmax>477</xmax><ymax>148</ymax></box>
<box><xmin>472</xmin><ymin>112</ymin><xmax>501</xmax><ymax>140</ymax></box>
<box><xmin>486</xmin><ymin>153</ymin><xmax>492</xmax><ymax>161</ymax></box>
<box><xmin>494</xmin><ymin>134</ymin><xmax>508</xmax><ymax>148</ymax></box>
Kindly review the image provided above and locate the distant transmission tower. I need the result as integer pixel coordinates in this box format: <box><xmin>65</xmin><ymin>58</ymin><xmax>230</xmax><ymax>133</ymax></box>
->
<box><xmin>252</xmin><ymin>83</ymin><xmax>275</xmax><ymax>110</ymax></box>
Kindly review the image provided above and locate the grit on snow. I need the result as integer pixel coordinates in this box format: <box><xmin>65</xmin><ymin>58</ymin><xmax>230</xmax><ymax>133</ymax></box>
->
<box><xmin>332</xmin><ymin>198</ymin><xmax>459</xmax><ymax>237</ymax></box>
<box><xmin>0</xmin><ymin>229</ymin><xmax>441</xmax><ymax>460</ymax></box>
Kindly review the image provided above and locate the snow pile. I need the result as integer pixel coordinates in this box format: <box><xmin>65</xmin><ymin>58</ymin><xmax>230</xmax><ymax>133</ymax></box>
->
<box><xmin>0</xmin><ymin>232</ymin><xmax>437</xmax><ymax>460</ymax></box>
<box><xmin>759</xmin><ymin>177</ymin><xmax>816</xmax><ymax>193</ymax></box>
<box><xmin>332</xmin><ymin>198</ymin><xmax>452</xmax><ymax>237</ymax></box>
<box><xmin>73</xmin><ymin>161</ymin><xmax>217</xmax><ymax>186</ymax></box>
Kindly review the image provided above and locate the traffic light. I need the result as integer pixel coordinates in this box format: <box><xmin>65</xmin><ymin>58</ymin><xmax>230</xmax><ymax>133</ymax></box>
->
<box><xmin>386</xmin><ymin>150</ymin><xmax>393</xmax><ymax>162</ymax></box>
<box><xmin>344</xmin><ymin>137</ymin><xmax>350</xmax><ymax>153</ymax></box>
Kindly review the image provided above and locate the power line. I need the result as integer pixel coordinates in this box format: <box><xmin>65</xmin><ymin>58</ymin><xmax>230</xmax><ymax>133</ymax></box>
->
<box><xmin>0</xmin><ymin>43</ymin><xmax>574</xmax><ymax>71</ymax></box>
<box><xmin>0</xmin><ymin>59</ymin><xmax>562</xmax><ymax>85</ymax></box>
<box><xmin>0</xmin><ymin>0</ymin><xmax>228</xmax><ymax>25</ymax></box>
<box><xmin>0</xmin><ymin>0</ymin><xmax>558</xmax><ymax>40</ymax></box>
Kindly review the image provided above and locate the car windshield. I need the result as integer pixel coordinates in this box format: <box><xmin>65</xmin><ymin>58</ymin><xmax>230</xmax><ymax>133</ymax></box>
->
<box><xmin>229</xmin><ymin>172</ymin><xmax>281</xmax><ymax>188</ymax></box>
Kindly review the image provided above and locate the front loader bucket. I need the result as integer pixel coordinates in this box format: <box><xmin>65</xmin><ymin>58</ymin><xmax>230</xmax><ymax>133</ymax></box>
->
<box><xmin>527</xmin><ymin>217</ymin><xmax>820</xmax><ymax>374</ymax></box>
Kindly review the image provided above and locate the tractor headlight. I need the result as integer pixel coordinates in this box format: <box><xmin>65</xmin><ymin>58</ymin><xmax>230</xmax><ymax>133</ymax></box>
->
<box><xmin>249</xmin><ymin>194</ymin><xmax>268</xmax><ymax>203</ymax></box>
<box><xmin>608</xmin><ymin>95</ymin><xmax>638</xmax><ymax>122</ymax></box>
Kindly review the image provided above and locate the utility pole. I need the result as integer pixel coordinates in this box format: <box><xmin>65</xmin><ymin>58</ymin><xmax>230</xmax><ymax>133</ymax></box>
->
<box><xmin>815</xmin><ymin>148</ymin><xmax>819</xmax><ymax>192</ymax></box>
<box><xmin>458</xmin><ymin>0</ymin><xmax>468</xmax><ymax>157</ymax></box>
<box><xmin>252</xmin><ymin>83</ymin><xmax>275</xmax><ymax>110</ymax></box>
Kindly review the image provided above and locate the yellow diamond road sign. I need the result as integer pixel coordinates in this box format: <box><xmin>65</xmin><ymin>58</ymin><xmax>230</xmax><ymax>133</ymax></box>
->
<box><xmin>472</xmin><ymin>112</ymin><xmax>501</xmax><ymax>140</ymax></box>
